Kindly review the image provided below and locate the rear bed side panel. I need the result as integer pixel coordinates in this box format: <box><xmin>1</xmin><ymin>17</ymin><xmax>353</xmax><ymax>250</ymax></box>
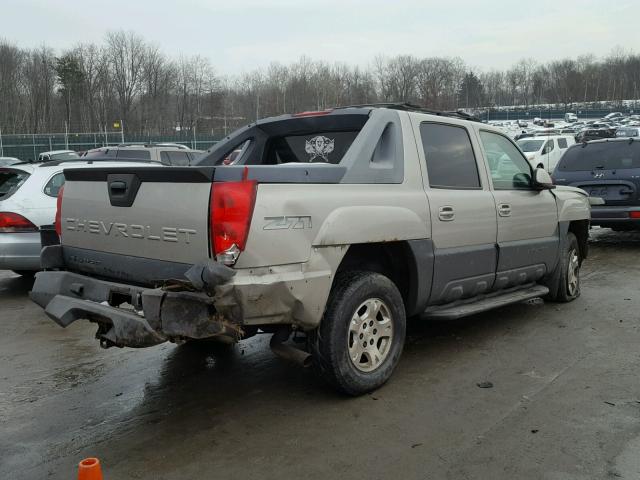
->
<box><xmin>61</xmin><ymin>180</ymin><xmax>212</xmax><ymax>265</ymax></box>
<box><xmin>233</xmin><ymin>111</ymin><xmax>430</xmax><ymax>326</ymax></box>
<box><xmin>237</xmin><ymin>113</ymin><xmax>429</xmax><ymax>269</ymax></box>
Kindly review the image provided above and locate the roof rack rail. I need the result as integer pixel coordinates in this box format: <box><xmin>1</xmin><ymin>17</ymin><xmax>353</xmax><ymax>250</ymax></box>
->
<box><xmin>334</xmin><ymin>102</ymin><xmax>482</xmax><ymax>122</ymax></box>
<box><xmin>116</xmin><ymin>142</ymin><xmax>189</xmax><ymax>149</ymax></box>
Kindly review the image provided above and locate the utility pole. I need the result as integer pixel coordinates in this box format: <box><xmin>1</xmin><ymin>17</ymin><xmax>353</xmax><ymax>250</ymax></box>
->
<box><xmin>120</xmin><ymin>119</ymin><xmax>125</xmax><ymax>144</ymax></box>
<box><xmin>64</xmin><ymin>121</ymin><xmax>69</xmax><ymax>149</ymax></box>
<box><xmin>0</xmin><ymin>127</ymin><xmax>3</xmax><ymax>157</ymax></box>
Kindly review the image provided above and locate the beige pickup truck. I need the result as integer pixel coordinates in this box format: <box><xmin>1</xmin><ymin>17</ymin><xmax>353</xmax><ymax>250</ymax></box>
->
<box><xmin>31</xmin><ymin>104</ymin><xmax>592</xmax><ymax>395</ymax></box>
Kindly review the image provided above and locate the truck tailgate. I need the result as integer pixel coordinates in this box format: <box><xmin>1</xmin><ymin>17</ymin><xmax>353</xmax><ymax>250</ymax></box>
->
<box><xmin>60</xmin><ymin>167</ymin><xmax>214</xmax><ymax>270</ymax></box>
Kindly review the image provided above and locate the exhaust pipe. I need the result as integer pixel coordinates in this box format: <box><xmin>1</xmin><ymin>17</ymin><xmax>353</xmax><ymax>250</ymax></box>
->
<box><xmin>270</xmin><ymin>328</ymin><xmax>312</xmax><ymax>368</ymax></box>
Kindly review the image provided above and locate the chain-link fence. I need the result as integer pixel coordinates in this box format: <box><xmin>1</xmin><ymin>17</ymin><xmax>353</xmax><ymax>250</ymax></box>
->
<box><xmin>483</xmin><ymin>104</ymin><xmax>640</xmax><ymax>122</ymax></box>
<box><xmin>0</xmin><ymin>131</ymin><xmax>220</xmax><ymax>161</ymax></box>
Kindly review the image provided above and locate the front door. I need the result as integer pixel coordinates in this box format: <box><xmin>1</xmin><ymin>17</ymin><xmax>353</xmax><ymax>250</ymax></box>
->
<box><xmin>477</xmin><ymin>130</ymin><xmax>559</xmax><ymax>289</ymax></box>
<box><xmin>541</xmin><ymin>139</ymin><xmax>555</xmax><ymax>172</ymax></box>
<box><xmin>414</xmin><ymin>120</ymin><xmax>498</xmax><ymax>305</ymax></box>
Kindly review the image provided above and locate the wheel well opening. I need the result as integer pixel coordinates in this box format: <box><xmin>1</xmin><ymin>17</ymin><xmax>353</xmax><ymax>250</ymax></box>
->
<box><xmin>336</xmin><ymin>242</ymin><xmax>412</xmax><ymax>307</ymax></box>
<box><xmin>569</xmin><ymin>219</ymin><xmax>589</xmax><ymax>261</ymax></box>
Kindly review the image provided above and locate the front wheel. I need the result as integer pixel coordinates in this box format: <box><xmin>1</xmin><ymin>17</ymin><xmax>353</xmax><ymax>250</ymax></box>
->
<box><xmin>547</xmin><ymin>232</ymin><xmax>581</xmax><ymax>302</ymax></box>
<box><xmin>310</xmin><ymin>271</ymin><xmax>406</xmax><ymax>396</ymax></box>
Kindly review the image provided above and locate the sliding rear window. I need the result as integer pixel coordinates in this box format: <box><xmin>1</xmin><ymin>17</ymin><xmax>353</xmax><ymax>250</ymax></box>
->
<box><xmin>263</xmin><ymin>131</ymin><xmax>359</xmax><ymax>164</ymax></box>
<box><xmin>558</xmin><ymin>142</ymin><xmax>640</xmax><ymax>171</ymax></box>
<box><xmin>0</xmin><ymin>169</ymin><xmax>30</xmax><ymax>200</ymax></box>
<box><xmin>197</xmin><ymin>112</ymin><xmax>369</xmax><ymax>166</ymax></box>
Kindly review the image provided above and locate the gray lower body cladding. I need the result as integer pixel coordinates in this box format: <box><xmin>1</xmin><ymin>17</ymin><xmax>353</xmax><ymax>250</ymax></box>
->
<box><xmin>61</xmin><ymin>245</ymin><xmax>194</xmax><ymax>285</ymax></box>
<box><xmin>30</xmin><ymin>270</ymin><xmax>241</xmax><ymax>348</ymax></box>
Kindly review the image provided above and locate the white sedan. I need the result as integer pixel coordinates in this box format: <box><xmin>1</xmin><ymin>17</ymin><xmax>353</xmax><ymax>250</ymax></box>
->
<box><xmin>0</xmin><ymin>159</ymin><xmax>156</xmax><ymax>274</ymax></box>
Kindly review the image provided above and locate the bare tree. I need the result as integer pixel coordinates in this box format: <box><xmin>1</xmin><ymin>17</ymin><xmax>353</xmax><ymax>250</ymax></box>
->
<box><xmin>106</xmin><ymin>31</ymin><xmax>146</xmax><ymax>127</ymax></box>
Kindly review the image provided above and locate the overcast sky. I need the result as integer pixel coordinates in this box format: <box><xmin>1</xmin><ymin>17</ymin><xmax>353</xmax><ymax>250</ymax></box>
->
<box><xmin>3</xmin><ymin>0</ymin><xmax>637</xmax><ymax>74</ymax></box>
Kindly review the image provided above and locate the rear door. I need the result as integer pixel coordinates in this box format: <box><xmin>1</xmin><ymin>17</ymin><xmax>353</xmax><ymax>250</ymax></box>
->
<box><xmin>477</xmin><ymin>130</ymin><xmax>559</xmax><ymax>289</ymax></box>
<box><xmin>552</xmin><ymin>137</ymin><xmax>570</xmax><ymax>172</ymax></box>
<box><xmin>413</xmin><ymin>120</ymin><xmax>498</xmax><ymax>305</ymax></box>
<box><xmin>541</xmin><ymin>139</ymin><xmax>555</xmax><ymax>172</ymax></box>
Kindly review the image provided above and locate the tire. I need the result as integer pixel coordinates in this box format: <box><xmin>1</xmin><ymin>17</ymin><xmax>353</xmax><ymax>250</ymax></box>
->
<box><xmin>547</xmin><ymin>232</ymin><xmax>581</xmax><ymax>302</ymax></box>
<box><xmin>310</xmin><ymin>271</ymin><xmax>406</xmax><ymax>396</ymax></box>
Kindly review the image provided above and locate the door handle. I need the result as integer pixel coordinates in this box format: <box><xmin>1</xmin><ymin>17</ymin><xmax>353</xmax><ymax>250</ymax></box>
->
<box><xmin>438</xmin><ymin>206</ymin><xmax>455</xmax><ymax>222</ymax></box>
<box><xmin>498</xmin><ymin>203</ymin><xmax>511</xmax><ymax>217</ymax></box>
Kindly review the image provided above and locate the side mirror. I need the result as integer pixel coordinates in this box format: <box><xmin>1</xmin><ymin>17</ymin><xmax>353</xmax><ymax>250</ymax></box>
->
<box><xmin>533</xmin><ymin>168</ymin><xmax>555</xmax><ymax>190</ymax></box>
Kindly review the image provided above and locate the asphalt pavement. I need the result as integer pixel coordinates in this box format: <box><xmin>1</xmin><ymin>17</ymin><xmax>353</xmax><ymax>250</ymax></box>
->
<box><xmin>1</xmin><ymin>228</ymin><xmax>639</xmax><ymax>480</ymax></box>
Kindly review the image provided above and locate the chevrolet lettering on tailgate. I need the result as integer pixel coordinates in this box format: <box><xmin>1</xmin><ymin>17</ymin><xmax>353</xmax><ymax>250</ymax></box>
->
<box><xmin>65</xmin><ymin>218</ymin><xmax>197</xmax><ymax>244</ymax></box>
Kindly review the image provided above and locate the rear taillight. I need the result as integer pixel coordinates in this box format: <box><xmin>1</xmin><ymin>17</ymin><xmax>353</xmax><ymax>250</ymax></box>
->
<box><xmin>630</xmin><ymin>211</ymin><xmax>640</xmax><ymax>219</ymax></box>
<box><xmin>210</xmin><ymin>180</ymin><xmax>257</xmax><ymax>265</ymax></box>
<box><xmin>0</xmin><ymin>212</ymin><xmax>38</xmax><ymax>232</ymax></box>
<box><xmin>54</xmin><ymin>185</ymin><xmax>64</xmax><ymax>237</ymax></box>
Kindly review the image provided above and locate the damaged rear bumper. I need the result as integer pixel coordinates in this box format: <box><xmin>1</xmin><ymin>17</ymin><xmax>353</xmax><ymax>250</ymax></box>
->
<box><xmin>30</xmin><ymin>247</ymin><xmax>334</xmax><ymax>348</ymax></box>
<box><xmin>30</xmin><ymin>270</ymin><xmax>243</xmax><ymax>348</ymax></box>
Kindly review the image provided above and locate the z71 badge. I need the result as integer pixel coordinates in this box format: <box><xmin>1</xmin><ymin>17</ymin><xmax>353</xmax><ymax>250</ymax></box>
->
<box><xmin>263</xmin><ymin>216</ymin><xmax>312</xmax><ymax>230</ymax></box>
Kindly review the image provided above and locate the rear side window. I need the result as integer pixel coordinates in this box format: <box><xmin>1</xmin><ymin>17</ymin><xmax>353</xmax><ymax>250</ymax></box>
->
<box><xmin>44</xmin><ymin>173</ymin><xmax>65</xmax><ymax>197</ymax></box>
<box><xmin>616</xmin><ymin>128</ymin><xmax>639</xmax><ymax>138</ymax></box>
<box><xmin>50</xmin><ymin>152</ymin><xmax>79</xmax><ymax>161</ymax></box>
<box><xmin>219</xmin><ymin>140</ymin><xmax>251</xmax><ymax>166</ymax></box>
<box><xmin>116</xmin><ymin>149</ymin><xmax>151</xmax><ymax>160</ymax></box>
<box><xmin>558</xmin><ymin>138</ymin><xmax>568</xmax><ymax>148</ymax></box>
<box><xmin>263</xmin><ymin>131</ymin><xmax>358</xmax><ymax>164</ymax></box>
<box><xmin>160</xmin><ymin>150</ymin><xmax>191</xmax><ymax>166</ymax></box>
<box><xmin>84</xmin><ymin>149</ymin><xmax>114</xmax><ymax>158</ymax></box>
<box><xmin>0</xmin><ymin>170</ymin><xmax>29</xmax><ymax>200</ymax></box>
<box><xmin>420</xmin><ymin>123</ymin><xmax>480</xmax><ymax>189</ymax></box>
<box><xmin>558</xmin><ymin>142</ymin><xmax>640</xmax><ymax>171</ymax></box>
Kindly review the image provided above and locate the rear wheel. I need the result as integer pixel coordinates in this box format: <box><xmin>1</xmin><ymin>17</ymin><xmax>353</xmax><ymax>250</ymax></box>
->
<box><xmin>310</xmin><ymin>271</ymin><xmax>406</xmax><ymax>396</ymax></box>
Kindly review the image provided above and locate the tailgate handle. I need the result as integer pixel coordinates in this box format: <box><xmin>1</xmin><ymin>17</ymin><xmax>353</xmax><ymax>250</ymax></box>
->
<box><xmin>107</xmin><ymin>174</ymin><xmax>141</xmax><ymax>207</ymax></box>
<box><xmin>109</xmin><ymin>181</ymin><xmax>127</xmax><ymax>192</ymax></box>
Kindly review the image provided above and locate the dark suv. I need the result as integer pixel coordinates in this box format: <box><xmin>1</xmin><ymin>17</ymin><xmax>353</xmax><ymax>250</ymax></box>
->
<box><xmin>553</xmin><ymin>138</ymin><xmax>640</xmax><ymax>230</ymax></box>
<box><xmin>575</xmin><ymin>129</ymin><xmax>615</xmax><ymax>143</ymax></box>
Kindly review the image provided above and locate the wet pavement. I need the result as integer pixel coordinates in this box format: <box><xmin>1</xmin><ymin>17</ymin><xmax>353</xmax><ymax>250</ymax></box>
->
<box><xmin>1</xmin><ymin>228</ymin><xmax>639</xmax><ymax>479</ymax></box>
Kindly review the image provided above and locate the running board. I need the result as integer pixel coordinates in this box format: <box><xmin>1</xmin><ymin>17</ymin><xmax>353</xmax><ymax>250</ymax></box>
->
<box><xmin>423</xmin><ymin>284</ymin><xmax>549</xmax><ymax>320</ymax></box>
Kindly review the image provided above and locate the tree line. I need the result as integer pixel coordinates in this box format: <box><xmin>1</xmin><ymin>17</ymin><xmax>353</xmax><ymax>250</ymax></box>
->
<box><xmin>1</xmin><ymin>31</ymin><xmax>639</xmax><ymax>137</ymax></box>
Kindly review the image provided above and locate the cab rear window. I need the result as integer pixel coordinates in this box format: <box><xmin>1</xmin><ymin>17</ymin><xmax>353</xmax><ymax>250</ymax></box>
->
<box><xmin>264</xmin><ymin>131</ymin><xmax>359</xmax><ymax>164</ymax></box>
<box><xmin>558</xmin><ymin>142</ymin><xmax>640</xmax><ymax>171</ymax></box>
<box><xmin>197</xmin><ymin>112</ymin><xmax>369</xmax><ymax>167</ymax></box>
<box><xmin>0</xmin><ymin>169</ymin><xmax>30</xmax><ymax>200</ymax></box>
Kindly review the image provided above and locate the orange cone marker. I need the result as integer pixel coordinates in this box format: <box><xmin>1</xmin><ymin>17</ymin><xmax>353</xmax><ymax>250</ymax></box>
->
<box><xmin>77</xmin><ymin>458</ymin><xmax>103</xmax><ymax>480</ymax></box>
